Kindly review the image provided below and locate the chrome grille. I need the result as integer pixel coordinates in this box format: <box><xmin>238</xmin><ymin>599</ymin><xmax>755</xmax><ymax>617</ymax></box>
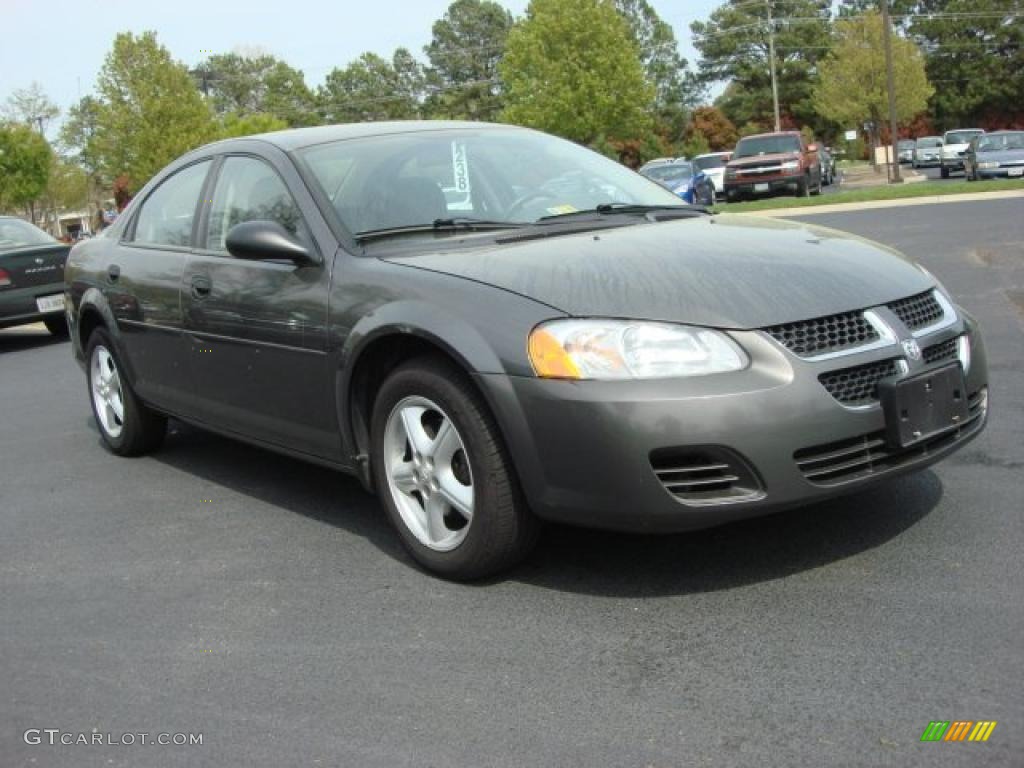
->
<box><xmin>819</xmin><ymin>359</ymin><xmax>900</xmax><ymax>406</ymax></box>
<box><xmin>764</xmin><ymin>311</ymin><xmax>879</xmax><ymax>357</ymax></box>
<box><xmin>650</xmin><ymin>448</ymin><xmax>761</xmax><ymax>503</ymax></box>
<box><xmin>795</xmin><ymin>390</ymin><xmax>985</xmax><ymax>485</ymax></box>
<box><xmin>923</xmin><ymin>337</ymin><xmax>959</xmax><ymax>365</ymax></box>
<box><xmin>887</xmin><ymin>291</ymin><xmax>943</xmax><ymax>330</ymax></box>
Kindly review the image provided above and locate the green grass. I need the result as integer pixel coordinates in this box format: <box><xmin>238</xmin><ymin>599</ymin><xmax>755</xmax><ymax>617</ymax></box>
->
<box><xmin>714</xmin><ymin>177</ymin><xmax>1024</xmax><ymax>213</ymax></box>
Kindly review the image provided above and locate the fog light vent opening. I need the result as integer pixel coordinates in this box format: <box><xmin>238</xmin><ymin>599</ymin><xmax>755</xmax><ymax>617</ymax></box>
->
<box><xmin>649</xmin><ymin>447</ymin><xmax>763</xmax><ymax>505</ymax></box>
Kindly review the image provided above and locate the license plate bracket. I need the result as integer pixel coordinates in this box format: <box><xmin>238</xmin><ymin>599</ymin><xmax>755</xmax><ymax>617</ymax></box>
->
<box><xmin>1008</xmin><ymin>167</ymin><xmax>1023</xmax><ymax>177</ymax></box>
<box><xmin>879</xmin><ymin>362</ymin><xmax>969</xmax><ymax>449</ymax></box>
<box><xmin>754</xmin><ymin>182</ymin><xmax>769</xmax><ymax>193</ymax></box>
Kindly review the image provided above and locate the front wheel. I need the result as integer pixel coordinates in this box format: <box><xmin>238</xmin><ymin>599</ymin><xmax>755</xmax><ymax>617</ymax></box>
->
<box><xmin>370</xmin><ymin>357</ymin><xmax>539</xmax><ymax>580</ymax></box>
<box><xmin>85</xmin><ymin>328</ymin><xmax>167</xmax><ymax>456</ymax></box>
<box><xmin>940</xmin><ymin>166</ymin><xmax>950</xmax><ymax>179</ymax></box>
<box><xmin>796</xmin><ymin>176</ymin><xmax>810</xmax><ymax>197</ymax></box>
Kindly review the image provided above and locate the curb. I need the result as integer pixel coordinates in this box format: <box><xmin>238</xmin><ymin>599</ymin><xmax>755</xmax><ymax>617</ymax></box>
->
<box><xmin>731</xmin><ymin>189</ymin><xmax>1024</xmax><ymax>218</ymax></box>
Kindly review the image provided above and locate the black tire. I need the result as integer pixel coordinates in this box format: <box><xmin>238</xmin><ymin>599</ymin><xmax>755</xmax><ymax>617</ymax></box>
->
<box><xmin>44</xmin><ymin>315</ymin><xmax>69</xmax><ymax>337</ymax></box>
<box><xmin>370</xmin><ymin>357</ymin><xmax>539</xmax><ymax>580</ymax></box>
<box><xmin>796</xmin><ymin>176</ymin><xmax>810</xmax><ymax>197</ymax></box>
<box><xmin>940</xmin><ymin>166</ymin><xmax>950</xmax><ymax>179</ymax></box>
<box><xmin>725</xmin><ymin>189</ymin><xmax>739</xmax><ymax>204</ymax></box>
<box><xmin>85</xmin><ymin>327</ymin><xmax>167</xmax><ymax>456</ymax></box>
<box><xmin>810</xmin><ymin>172</ymin><xmax>822</xmax><ymax>196</ymax></box>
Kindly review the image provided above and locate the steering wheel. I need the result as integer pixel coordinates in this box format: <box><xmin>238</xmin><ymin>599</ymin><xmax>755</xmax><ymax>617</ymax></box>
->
<box><xmin>506</xmin><ymin>191</ymin><xmax>560</xmax><ymax>220</ymax></box>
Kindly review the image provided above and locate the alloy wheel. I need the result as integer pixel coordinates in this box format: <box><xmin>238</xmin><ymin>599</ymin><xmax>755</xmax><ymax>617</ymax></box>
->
<box><xmin>90</xmin><ymin>345</ymin><xmax>125</xmax><ymax>438</ymax></box>
<box><xmin>383</xmin><ymin>396</ymin><xmax>474</xmax><ymax>552</ymax></box>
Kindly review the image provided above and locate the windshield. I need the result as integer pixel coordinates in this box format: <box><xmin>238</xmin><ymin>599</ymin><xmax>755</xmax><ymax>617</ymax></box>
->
<box><xmin>916</xmin><ymin>137</ymin><xmax>942</xmax><ymax>148</ymax></box>
<box><xmin>944</xmin><ymin>130</ymin><xmax>983</xmax><ymax>145</ymax></box>
<box><xmin>643</xmin><ymin>163</ymin><xmax>693</xmax><ymax>184</ymax></box>
<box><xmin>297</xmin><ymin>128</ymin><xmax>685</xmax><ymax>235</ymax></box>
<box><xmin>0</xmin><ymin>218</ymin><xmax>57</xmax><ymax>250</ymax></box>
<box><xmin>734</xmin><ymin>135</ymin><xmax>801</xmax><ymax>158</ymax></box>
<box><xmin>976</xmin><ymin>132</ymin><xmax>1024</xmax><ymax>152</ymax></box>
<box><xmin>898</xmin><ymin>140</ymin><xmax>915</xmax><ymax>150</ymax></box>
<box><xmin>693</xmin><ymin>155</ymin><xmax>727</xmax><ymax>170</ymax></box>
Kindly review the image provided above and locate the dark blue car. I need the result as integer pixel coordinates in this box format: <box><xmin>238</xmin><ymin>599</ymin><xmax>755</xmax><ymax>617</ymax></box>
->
<box><xmin>640</xmin><ymin>161</ymin><xmax>716</xmax><ymax>206</ymax></box>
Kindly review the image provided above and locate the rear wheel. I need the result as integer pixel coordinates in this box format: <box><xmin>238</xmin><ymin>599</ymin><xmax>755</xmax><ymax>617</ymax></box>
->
<box><xmin>86</xmin><ymin>328</ymin><xmax>166</xmax><ymax>456</ymax></box>
<box><xmin>44</xmin><ymin>315</ymin><xmax>68</xmax><ymax>337</ymax></box>
<box><xmin>940</xmin><ymin>166</ymin><xmax>950</xmax><ymax>179</ymax></box>
<box><xmin>371</xmin><ymin>357</ymin><xmax>539</xmax><ymax>580</ymax></box>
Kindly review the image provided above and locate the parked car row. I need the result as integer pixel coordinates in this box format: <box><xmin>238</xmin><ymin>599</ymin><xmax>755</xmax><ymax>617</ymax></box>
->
<box><xmin>905</xmin><ymin>128</ymin><xmax>1024</xmax><ymax>181</ymax></box>
<box><xmin>639</xmin><ymin>131</ymin><xmax>838</xmax><ymax>204</ymax></box>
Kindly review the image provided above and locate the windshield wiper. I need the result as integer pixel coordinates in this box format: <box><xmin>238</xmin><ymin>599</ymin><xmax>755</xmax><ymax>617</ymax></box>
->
<box><xmin>356</xmin><ymin>217</ymin><xmax>527</xmax><ymax>241</ymax></box>
<box><xmin>537</xmin><ymin>202</ymin><xmax>703</xmax><ymax>223</ymax></box>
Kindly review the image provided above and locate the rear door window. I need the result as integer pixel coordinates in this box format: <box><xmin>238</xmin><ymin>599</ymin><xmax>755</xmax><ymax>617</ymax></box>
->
<box><xmin>132</xmin><ymin>161</ymin><xmax>211</xmax><ymax>248</ymax></box>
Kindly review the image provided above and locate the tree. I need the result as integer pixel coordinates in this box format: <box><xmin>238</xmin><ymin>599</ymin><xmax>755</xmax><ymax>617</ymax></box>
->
<box><xmin>692</xmin><ymin>0</ymin><xmax>834</xmax><ymax>134</ymax></box>
<box><xmin>3</xmin><ymin>82</ymin><xmax>60</xmax><ymax>134</ymax></box>
<box><xmin>319</xmin><ymin>49</ymin><xmax>423</xmax><ymax>123</ymax></box>
<box><xmin>0</xmin><ymin>122</ymin><xmax>53</xmax><ymax>216</ymax></box>
<box><xmin>218</xmin><ymin>112</ymin><xmax>289</xmax><ymax>139</ymax></box>
<box><xmin>813</xmin><ymin>12</ymin><xmax>933</xmax><ymax>150</ymax></box>
<box><xmin>424</xmin><ymin>0</ymin><xmax>513</xmax><ymax>120</ymax></box>
<box><xmin>685</xmin><ymin>105</ymin><xmax>738</xmax><ymax>151</ymax></box>
<box><xmin>45</xmin><ymin>158</ymin><xmax>90</xmax><ymax>212</ymax></box>
<box><xmin>907</xmin><ymin>0</ymin><xmax>1024</xmax><ymax>129</ymax></box>
<box><xmin>500</xmin><ymin>0</ymin><xmax>653</xmax><ymax>145</ymax></box>
<box><xmin>192</xmin><ymin>53</ymin><xmax>319</xmax><ymax>127</ymax></box>
<box><xmin>89</xmin><ymin>32</ymin><xmax>216</xmax><ymax>192</ymax></box>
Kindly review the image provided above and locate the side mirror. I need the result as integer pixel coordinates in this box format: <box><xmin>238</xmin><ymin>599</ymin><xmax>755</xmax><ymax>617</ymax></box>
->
<box><xmin>807</xmin><ymin>143</ymin><xmax>818</xmax><ymax>152</ymax></box>
<box><xmin>226</xmin><ymin>220</ymin><xmax>315</xmax><ymax>265</ymax></box>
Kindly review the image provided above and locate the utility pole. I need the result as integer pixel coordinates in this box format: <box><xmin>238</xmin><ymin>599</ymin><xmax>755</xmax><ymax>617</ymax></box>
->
<box><xmin>880</xmin><ymin>0</ymin><xmax>902</xmax><ymax>182</ymax></box>
<box><xmin>766</xmin><ymin>0</ymin><xmax>781</xmax><ymax>132</ymax></box>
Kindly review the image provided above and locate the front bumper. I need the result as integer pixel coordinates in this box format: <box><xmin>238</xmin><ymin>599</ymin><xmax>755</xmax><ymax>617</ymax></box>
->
<box><xmin>914</xmin><ymin>154</ymin><xmax>941</xmax><ymax>166</ymax></box>
<box><xmin>480</xmin><ymin>316</ymin><xmax>988</xmax><ymax>533</ymax></box>
<box><xmin>725</xmin><ymin>173</ymin><xmax>802</xmax><ymax>197</ymax></box>
<box><xmin>976</xmin><ymin>166</ymin><xmax>1024</xmax><ymax>179</ymax></box>
<box><xmin>0</xmin><ymin>281</ymin><xmax>66</xmax><ymax>330</ymax></box>
<box><xmin>941</xmin><ymin>155</ymin><xmax>965</xmax><ymax>171</ymax></box>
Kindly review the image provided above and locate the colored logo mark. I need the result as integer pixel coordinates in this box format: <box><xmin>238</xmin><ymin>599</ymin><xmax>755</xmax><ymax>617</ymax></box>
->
<box><xmin>920</xmin><ymin>721</ymin><xmax>997</xmax><ymax>742</ymax></box>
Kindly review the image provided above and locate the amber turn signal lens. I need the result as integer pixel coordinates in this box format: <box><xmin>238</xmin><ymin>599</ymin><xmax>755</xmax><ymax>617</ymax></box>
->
<box><xmin>528</xmin><ymin>328</ymin><xmax>581</xmax><ymax>379</ymax></box>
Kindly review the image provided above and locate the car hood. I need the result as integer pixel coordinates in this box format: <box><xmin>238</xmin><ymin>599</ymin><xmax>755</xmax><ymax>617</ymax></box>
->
<box><xmin>729</xmin><ymin>152</ymin><xmax>799</xmax><ymax>168</ymax></box>
<box><xmin>381</xmin><ymin>215</ymin><xmax>933</xmax><ymax>329</ymax></box>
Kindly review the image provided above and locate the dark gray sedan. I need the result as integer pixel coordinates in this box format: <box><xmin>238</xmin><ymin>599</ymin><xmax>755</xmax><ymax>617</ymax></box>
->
<box><xmin>65</xmin><ymin>122</ymin><xmax>988</xmax><ymax>579</ymax></box>
<box><xmin>964</xmin><ymin>130</ymin><xmax>1024</xmax><ymax>180</ymax></box>
<box><xmin>0</xmin><ymin>217</ymin><xmax>70</xmax><ymax>335</ymax></box>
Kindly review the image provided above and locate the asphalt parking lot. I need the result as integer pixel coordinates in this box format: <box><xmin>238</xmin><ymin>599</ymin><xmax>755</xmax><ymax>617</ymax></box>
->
<box><xmin>2</xmin><ymin>198</ymin><xmax>1022</xmax><ymax>767</ymax></box>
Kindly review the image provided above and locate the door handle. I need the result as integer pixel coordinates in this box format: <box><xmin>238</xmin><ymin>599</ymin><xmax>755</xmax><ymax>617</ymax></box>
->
<box><xmin>107</xmin><ymin>264</ymin><xmax>120</xmax><ymax>282</ymax></box>
<box><xmin>190</xmin><ymin>274</ymin><xmax>212</xmax><ymax>299</ymax></box>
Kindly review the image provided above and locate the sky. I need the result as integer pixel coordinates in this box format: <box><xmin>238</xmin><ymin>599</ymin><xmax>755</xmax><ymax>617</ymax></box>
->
<box><xmin>0</xmin><ymin>0</ymin><xmax>720</xmax><ymax>135</ymax></box>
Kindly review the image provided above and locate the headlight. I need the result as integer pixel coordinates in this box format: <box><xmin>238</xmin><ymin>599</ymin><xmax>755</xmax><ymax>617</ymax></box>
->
<box><xmin>780</xmin><ymin>160</ymin><xmax>800</xmax><ymax>170</ymax></box>
<box><xmin>528</xmin><ymin>319</ymin><xmax>748</xmax><ymax>380</ymax></box>
<box><xmin>978</xmin><ymin>161</ymin><xmax>999</xmax><ymax>169</ymax></box>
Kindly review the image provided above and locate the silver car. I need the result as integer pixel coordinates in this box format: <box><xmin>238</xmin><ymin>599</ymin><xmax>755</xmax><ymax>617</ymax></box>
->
<box><xmin>940</xmin><ymin>129</ymin><xmax>984</xmax><ymax>177</ymax></box>
<box><xmin>964</xmin><ymin>130</ymin><xmax>1024</xmax><ymax>180</ymax></box>
<box><xmin>913</xmin><ymin>137</ymin><xmax>943</xmax><ymax>168</ymax></box>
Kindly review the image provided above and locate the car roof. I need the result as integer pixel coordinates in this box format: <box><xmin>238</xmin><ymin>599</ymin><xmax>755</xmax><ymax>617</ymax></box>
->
<box><xmin>738</xmin><ymin>131</ymin><xmax>801</xmax><ymax>140</ymax></box>
<box><xmin>944</xmin><ymin>128</ymin><xmax>984</xmax><ymax>134</ymax></box>
<box><xmin>198</xmin><ymin>120</ymin><xmax>517</xmax><ymax>153</ymax></box>
<box><xmin>694</xmin><ymin>151</ymin><xmax>731</xmax><ymax>158</ymax></box>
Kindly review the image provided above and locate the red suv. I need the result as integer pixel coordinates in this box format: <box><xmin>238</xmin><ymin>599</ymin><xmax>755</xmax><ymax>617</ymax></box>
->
<box><xmin>724</xmin><ymin>132</ymin><xmax>822</xmax><ymax>202</ymax></box>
